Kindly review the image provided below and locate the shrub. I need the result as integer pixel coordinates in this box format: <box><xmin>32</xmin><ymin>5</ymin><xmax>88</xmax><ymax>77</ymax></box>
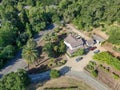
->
<box><xmin>57</xmin><ymin>61</ymin><xmax>62</xmax><ymax>66</ymax></box>
<box><xmin>60</xmin><ymin>60</ymin><xmax>66</xmax><ymax>64</ymax></box>
<box><xmin>89</xmin><ymin>61</ymin><xmax>96</xmax><ymax>66</ymax></box>
<box><xmin>86</xmin><ymin>65</ymin><xmax>94</xmax><ymax>71</ymax></box>
<box><xmin>48</xmin><ymin>63</ymin><xmax>53</xmax><ymax>67</ymax></box>
<box><xmin>50</xmin><ymin>69</ymin><xmax>60</xmax><ymax>78</ymax></box>
<box><xmin>113</xmin><ymin>73</ymin><xmax>120</xmax><ymax>79</ymax></box>
<box><xmin>72</xmin><ymin>48</ymin><xmax>84</xmax><ymax>57</ymax></box>
<box><xmin>91</xmin><ymin>70</ymin><xmax>98</xmax><ymax>77</ymax></box>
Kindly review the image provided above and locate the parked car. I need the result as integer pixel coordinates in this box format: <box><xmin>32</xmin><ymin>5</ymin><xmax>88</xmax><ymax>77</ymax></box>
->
<box><xmin>90</xmin><ymin>46</ymin><xmax>97</xmax><ymax>51</ymax></box>
<box><xmin>94</xmin><ymin>50</ymin><xmax>100</xmax><ymax>54</ymax></box>
<box><xmin>76</xmin><ymin>57</ymin><xmax>83</xmax><ymax>62</ymax></box>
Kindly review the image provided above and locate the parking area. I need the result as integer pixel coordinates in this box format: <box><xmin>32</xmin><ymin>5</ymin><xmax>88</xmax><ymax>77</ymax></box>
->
<box><xmin>56</xmin><ymin>43</ymin><xmax>106</xmax><ymax>72</ymax></box>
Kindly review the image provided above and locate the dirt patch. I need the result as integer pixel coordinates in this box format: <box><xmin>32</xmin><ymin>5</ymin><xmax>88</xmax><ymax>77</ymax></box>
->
<box><xmin>27</xmin><ymin>53</ymin><xmax>67</xmax><ymax>74</ymax></box>
<box><xmin>97</xmin><ymin>67</ymin><xmax>116</xmax><ymax>89</ymax></box>
<box><xmin>35</xmin><ymin>76</ymin><xmax>95</xmax><ymax>90</ymax></box>
<box><xmin>92</xmin><ymin>28</ymin><xmax>109</xmax><ymax>40</ymax></box>
<box><xmin>102</xmin><ymin>42</ymin><xmax>120</xmax><ymax>57</ymax></box>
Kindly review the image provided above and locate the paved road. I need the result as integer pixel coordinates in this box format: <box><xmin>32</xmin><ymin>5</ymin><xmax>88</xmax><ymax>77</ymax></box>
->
<box><xmin>0</xmin><ymin>24</ymin><xmax>55</xmax><ymax>76</ymax></box>
<box><xmin>29</xmin><ymin>70</ymin><xmax>50</xmax><ymax>83</ymax></box>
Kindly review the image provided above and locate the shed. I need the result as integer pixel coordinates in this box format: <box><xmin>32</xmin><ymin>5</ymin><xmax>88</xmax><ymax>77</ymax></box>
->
<box><xmin>92</xmin><ymin>34</ymin><xmax>105</xmax><ymax>44</ymax></box>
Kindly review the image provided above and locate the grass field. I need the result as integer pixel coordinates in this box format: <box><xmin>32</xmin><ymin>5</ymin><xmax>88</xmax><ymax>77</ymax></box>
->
<box><xmin>33</xmin><ymin>76</ymin><xmax>95</xmax><ymax>90</ymax></box>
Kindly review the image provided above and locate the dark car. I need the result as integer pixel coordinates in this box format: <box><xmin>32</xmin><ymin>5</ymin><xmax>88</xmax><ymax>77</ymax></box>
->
<box><xmin>94</xmin><ymin>50</ymin><xmax>100</xmax><ymax>54</ymax></box>
<box><xmin>90</xmin><ymin>46</ymin><xmax>97</xmax><ymax>51</ymax></box>
<box><xmin>76</xmin><ymin>57</ymin><xmax>83</xmax><ymax>62</ymax></box>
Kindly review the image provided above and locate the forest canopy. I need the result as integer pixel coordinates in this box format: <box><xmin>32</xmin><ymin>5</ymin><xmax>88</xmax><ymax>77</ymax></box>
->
<box><xmin>0</xmin><ymin>0</ymin><xmax>120</xmax><ymax>68</ymax></box>
<box><xmin>0</xmin><ymin>69</ymin><xmax>30</xmax><ymax>90</ymax></box>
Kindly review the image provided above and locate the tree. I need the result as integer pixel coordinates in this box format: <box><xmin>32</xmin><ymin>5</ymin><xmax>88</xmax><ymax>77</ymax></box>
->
<box><xmin>43</xmin><ymin>42</ymin><xmax>55</xmax><ymax>57</ymax></box>
<box><xmin>58</xmin><ymin>40</ymin><xmax>66</xmax><ymax>54</ymax></box>
<box><xmin>25</xmin><ymin>23</ymin><xmax>33</xmax><ymax>38</ymax></box>
<box><xmin>26</xmin><ymin>38</ymin><xmax>37</xmax><ymax>48</ymax></box>
<box><xmin>22</xmin><ymin>46</ymin><xmax>38</xmax><ymax>64</ymax></box>
<box><xmin>27</xmin><ymin>0</ymin><xmax>35</xmax><ymax>6</ymax></box>
<box><xmin>52</xmin><ymin>14</ymin><xmax>60</xmax><ymax>24</ymax></box>
<box><xmin>22</xmin><ymin>38</ymin><xmax>38</xmax><ymax>67</ymax></box>
<box><xmin>50</xmin><ymin>69</ymin><xmax>60</xmax><ymax>78</ymax></box>
<box><xmin>0</xmin><ymin>23</ymin><xmax>17</xmax><ymax>47</ymax></box>
<box><xmin>0</xmin><ymin>69</ymin><xmax>30</xmax><ymax>90</ymax></box>
<box><xmin>108</xmin><ymin>28</ymin><xmax>120</xmax><ymax>45</ymax></box>
<box><xmin>19</xmin><ymin>9</ymin><xmax>29</xmax><ymax>25</ymax></box>
<box><xmin>0</xmin><ymin>45</ymin><xmax>15</xmax><ymax>60</ymax></box>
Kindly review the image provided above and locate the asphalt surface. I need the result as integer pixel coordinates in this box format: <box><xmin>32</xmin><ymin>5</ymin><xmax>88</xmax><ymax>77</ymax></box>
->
<box><xmin>0</xmin><ymin>24</ymin><xmax>55</xmax><ymax>76</ymax></box>
<box><xmin>29</xmin><ymin>70</ymin><xmax>50</xmax><ymax>83</ymax></box>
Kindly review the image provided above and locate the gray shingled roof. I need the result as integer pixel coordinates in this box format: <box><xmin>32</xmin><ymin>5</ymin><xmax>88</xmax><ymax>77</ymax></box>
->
<box><xmin>86</xmin><ymin>39</ymin><xmax>94</xmax><ymax>45</ymax></box>
<box><xmin>64</xmin><ymin>34</ymin><xmax>84</xmax><ymax>48</ymax></box>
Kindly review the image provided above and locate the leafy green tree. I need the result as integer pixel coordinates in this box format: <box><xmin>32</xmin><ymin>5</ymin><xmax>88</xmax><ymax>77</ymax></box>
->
<box><xmin>26</xmin><ymin>38</ymin><xmax>37</xmax><ymax>48</ymax></box>
<box><xmin>17</xmin><ymin>2</ymin><xmax>23</xmax><ymax>11</ymax></box>
<box><xmin>16</xmin><ymin>32</ymin><xmax>29</xmax><ymax>48</ymax></box>
<box><xmin>0</xmin><ymin>69</ymin><xmax>30</xmax><ymax>90</ymax></box>
<box><xmin>0</xmin><ymin>45</ymin><xmax>15</xmax><ymax>60</ymax></box>
<box><xmin>43</xmin><ymin>42</ymin><xmax>55</xmax><ymax>57</ymax></box>
<box><xmin>19</xmin><ymin>9</ymin><xmax>29</xmax><ymax>25</ymax></box>
<box><xmin>0</xmin><ymin>23</ymin><xmax>17</xmax><ymax>47</ymax></box>
<box><xmin>58</xmin><ymin>40</ymin><xmax>66</xmax><ymax>54</ymax></box>
<box><xmin>108</xmin><ymin>28</ymin><xmax>120</xmax><ymax>45</ymax></box>
<box><xmin>22</xmin><ymin>46</ymin><xmax>38</xmax><ymax>64</ymax></box>
<box><xmin>26</xmin><ymin>23</ymin><xmax>32</xmax><ymax>38</ymax></box>
<box><xmin>22</xmin><ymin>39</ymin><xmax>38</xmax><ymax>66</ymax></box>
<box><xmin>50</xmin><ymin>69</ymin><xmax>60</xmax><ymax>78</ymax></box>
<box><xmin>52</xmin><ymin>14</ymin><xmax>60</xmax><ymax>24</ymax></box>
<box><xmin>27</xmin><ymin>0</ymin><xmax>35</xmax><ymax>6</ymax></box>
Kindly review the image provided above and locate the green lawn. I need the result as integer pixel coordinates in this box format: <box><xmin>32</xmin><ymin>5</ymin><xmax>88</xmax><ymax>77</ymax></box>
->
<box><xmin>93</xmin><ymin>52</ymin><xmax>120</xmax><ymax>70</ymax></box>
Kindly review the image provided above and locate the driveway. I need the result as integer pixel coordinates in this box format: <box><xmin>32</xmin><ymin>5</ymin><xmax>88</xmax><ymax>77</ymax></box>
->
<box><xmin>56</xmin><ymin>47</ymin><xmax>104</xmax><ymax>72</ymax></box>
<box><xmin>0</xmin><ymin>24</ymin><xmax>55</xmax><ymax>76</ymax></box>
<box><xmin>54</xmin><ymin>26</ymin><xmax>109</xmax><ymax>89</ymax></box>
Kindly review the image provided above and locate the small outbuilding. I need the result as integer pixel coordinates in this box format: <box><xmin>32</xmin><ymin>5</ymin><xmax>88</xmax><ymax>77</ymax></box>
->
<box><xmin>86</xmin><ymin>39</ymin><xmax>95</xmax><ymax>47</ymax></box>
<box><xmin>92</xmin><ymin>34</ymin><xmax>105</xmax><ymax>44</ymax></box>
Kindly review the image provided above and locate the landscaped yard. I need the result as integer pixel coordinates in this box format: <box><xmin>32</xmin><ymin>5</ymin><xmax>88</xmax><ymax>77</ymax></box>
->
<box><xmin>27</xmin><ymin>27</ymin><xmax>68</xmax><ymax>74</ymax></box>
<box><xmin>27</xmin><ymin>76</ymin><xmax>95</xmax><ymax>90</ymax></box>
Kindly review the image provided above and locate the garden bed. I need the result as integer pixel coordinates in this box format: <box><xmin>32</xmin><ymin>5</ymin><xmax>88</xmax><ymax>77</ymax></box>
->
<box><xmin>84</xmin><ymin>60</ymin><xmax>120</xmax><ymax>89</ymax></box>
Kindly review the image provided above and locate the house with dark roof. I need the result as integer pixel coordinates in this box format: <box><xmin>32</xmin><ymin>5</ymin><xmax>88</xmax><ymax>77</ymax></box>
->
<box><xmin>92</xmin><ymin>34</ymin><xmax>105</xmax><ymax>44</ymax></box>
<box><xmin>64</xmin><ymin>34</ymin><xmax>85</xmax><ymax>55</ymax></box>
